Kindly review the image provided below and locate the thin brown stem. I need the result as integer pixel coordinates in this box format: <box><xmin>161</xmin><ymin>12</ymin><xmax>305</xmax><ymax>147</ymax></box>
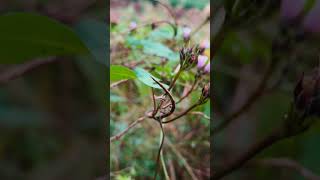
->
<box><xmin>162</xmin><ymin>102</ymin><xmax>200</xmax><ymax>124</ymax></box>
<box><xmin>153</xmin><ymin>0</ymin><xmax>177</xmax><ymax>26</ymax></box>
<box><xmin>213</xmin><ymin>59</ymin><xmax>277</xmax><ymax>133</ymax></box>
<box><xmin>189</xmin><ymin>111</ymin><xmax>210</xmax><ymax>120</ymax></box>
<box><xmin>168</xmin><ymin>68</ymin><xmax>182</xmax><ymax>91</ymax></box>
<box><xmin>110</xmin><ymin>79</ymin><xmax>128</xmax><ymax>88</ymax></box>
<box><xmin>166</xmin><ymin>139</ymin><xmax>199</xmax><ymax>180</ymax></box>
<box><xmin>190</xmin><ymin>16</ymin><xmax>210</xmax><ymax>37</ymax></box>
<box><xmin>110</xmin><ymin>116</ymin><xmax>145</xmax><ymax>142</ymax></box>
<box><xmin>118</xmin><ymin>20</ymin><xmax>176</xmax><ymax>36</ymax></box>
<box><xmin>153</xmin><ymin>120</ymin><xmax>165</xmax><ymax>180</ymax></box>
<box><xmin>176</xmin><ymin>77</ymin><xmax>199</xmax><ymax>104</ymax></box>
<box><xmin>253</xmin><ymin>158</ymin><xmax>320</xmax><ymax>180</ymax></box>
<box><xmin>0</xmin><ymin>57</ymin><xmax>58</xmax><ymax>85</ymax></box>
<box><xmin>151</xmin><ymin>88</ymin><xmax>157</xmax><ymax>117</ymax></box>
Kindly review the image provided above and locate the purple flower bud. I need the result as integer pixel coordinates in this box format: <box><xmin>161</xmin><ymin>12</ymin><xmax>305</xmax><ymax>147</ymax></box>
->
<box><xmin>183</xmin><ymin>27</ymin><xmax>191</xmax><ymax>39</ymax></box>
<box><xmin>129</xmin><ymin>21</ymin><xmax>137</xmax><ymax>30</ymax></box>
<box><xmin>197</xmin><ymin>55</ymin><xmax>208</xmax><ymax>68</ymax></box>
<box><xmin>303</xmin><ymin>1</ymin><xmax>320</xmax><ymax>33</ymax></box>
<box><xmin>204</xmin><ymin>62</ymin><xmax>210</xmax><ymax>73</ymax></box>
<box><xmin>200</xmin><ymin>40</ymin><xmax>210</xmax><ymax>49</ymax></box>
<box><xmin>280</xmin><ymin>0</ymin><xmax>306</xmax><ymax>20</ymax></box>
<box><xmin>200</xmin><ymin>83</ymin><xmax>210</xmax><ymax>103</ymax></box>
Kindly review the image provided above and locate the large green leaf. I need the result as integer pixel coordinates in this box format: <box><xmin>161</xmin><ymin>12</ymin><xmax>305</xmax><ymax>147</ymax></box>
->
<box><xmin>74</xmin><ymin>19</ymin><xmax>107</xmax><ymax>66</ymax></box>
<box><xmin>110</xmin><ymin>65</ymin><xmax>136</xmax><ymax>82</ymax></box>
<box><xmin>0</xmin><ymin>12</ymin><xmax>89</xmax><ymax>64</ymax></box>
<box><xmin>141</xmin><ymin>40</ymin><xmax>179</xmax><ymax>61</ymax></box>
<box><xmin>126</xmin><ymin>37</ymin><xmax>179</xmax><ymax>61</ymax></box>
<box><xmin>149</xmin><ymin>26</ymin><xmax>174</xmax><ymax>40</ymax></box>
<box><xmin>134</xmin><ymin>67</ymin><xmax>169</xmax><ymax>89</ymax></box>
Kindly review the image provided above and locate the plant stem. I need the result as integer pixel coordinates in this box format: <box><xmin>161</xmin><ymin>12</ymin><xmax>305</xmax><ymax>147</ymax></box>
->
<box><xmin>0</xmin><ymin>57</ymin><xmax>58</xmax><ymax>85</ymax></box>
<box><xmin>176</xmin><ymin>77</ymin><xmax>199</xmax><ymax>104</ymax></box>
<box><xmin>110</xmin><ymin>117</ymin><xmax>145</xmax><ymax>142</ymax></box>
<box><xmin>213</xmin><ymin>128</ymin><xmax>286</xmax><ymax>179</ymax></box>
<box><xmin>166</xmin><ymin>139</ymin><xmax>199</xmax><ymax>180</ymax></box>
<box><xmin>253</xmin><ymin>158</ymin><xmax>320</xmax><ymax>180</ymax></box>
<box><xmin>162</xmin><ymin>102</ymin><xmax>200</xmax><ymax>123</ymax></box>
<box><xmin>160</xmin><ymin>139</ymin><xmax>170</xmax><ymax>180</ymax></box>
<box><xmin>213</xmin><ymin>59</ymin><xmax>277</xmax><ymax>134</ymax></box>
<box><xmin>169</xmin><ymin>68</ymin><xmax>183</xmax><ymax>91</ymax></box>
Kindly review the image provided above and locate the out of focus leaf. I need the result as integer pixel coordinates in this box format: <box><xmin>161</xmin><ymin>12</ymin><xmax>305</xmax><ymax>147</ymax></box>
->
<box><xmin>212</xmin><ymin>7</ymin><xmax>226</xmax><ymax>37</ymax></box>
<box><xmin>141</xmin><ymin>40</ymin><xmax>179</xmax><ymax>61</ymax></box>
<box><xmin>0</xmin><ymin>12</ymin><xmax>89</xmax><ymax>64</ymax></box>
<box><xmin>75</xmin><ymin>19</ymin><xmax>107</xmax><ymax>66</ymax></box>
<box><xmin>149</xmin><ymin>26</ymin><xmax>174</xmax><ymax>40</ymax></box>
<box><xmin>110</xmin><ymin>65</ymin><xmax>136</xmax><ymax>82</ymax></box>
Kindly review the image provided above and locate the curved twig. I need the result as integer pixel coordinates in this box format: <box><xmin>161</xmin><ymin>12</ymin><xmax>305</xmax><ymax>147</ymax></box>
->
<box><xmin>162</xmin><ymin>102</ymin><xmax>200</xmax><ymax>124</ymax></box>
<box><xmin>153</xmin><ymin>0</ymin><xmax>178</xmax><ymax>27</ymax></box>
<box><xmin>0</xmin><ymin>57</ymin><xmax>58</xmax><ymax>85</ymax></box>
<box><xmin>176</xmin><ymin>77</ymin><xmax>199</xmax><ymax>104</ymax></box>
<box><xmin>110</xmin><ymin>116</ymin><xmax>146</xmax><ymax>142</ymax></box>
<box><xmin>151</xmin><ymin>77</ymin><xmax>175</xmax><ymax>119</ymax></box>
<box><xmin>254</xmin><ymin>158</ymin><xmax>320</xmax><ymax>180</ymax></box>
<box><xmin>213</xmin><ymin>59</ymin><xmax>277</xmax><ymax>134</ymax></box>
<box><xmin>153</xmin><ymin>120</ymin><xmax>165</xmax><ymax>180</ymax></box>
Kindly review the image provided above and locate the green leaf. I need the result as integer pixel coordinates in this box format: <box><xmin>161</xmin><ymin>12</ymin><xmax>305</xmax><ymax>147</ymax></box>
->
<box><xmin>149</xmin><ymin>26</ymin><xmax>174</xmax><ymax>40</ymax></box>
<box><xmin>134</xmin><ymin>67</ymin><xmax>169</xmax><ymax>89</ymax></box>
<box><xmin>110</xmin><ymin>65</ymin><xmax>137</xmax><ymax>82</ymax></box>
<box><xmin>0</xmin><ymin>12</ymin><xmax>89</xmax><ymax>64</ymax></box>
<box><xmin>141</xmin><ymin>40</ymin><xmax>179</xmax><ymax>61</ymax></box>
<box><xmin>74</xmin><ymin>19</ymin><xmax>107</xmax><ymax>66</ymax></box>
<box><xmin>126</xmin><ymin>37</ymin><xmax>179</xmax><ymax>61</ymax></box>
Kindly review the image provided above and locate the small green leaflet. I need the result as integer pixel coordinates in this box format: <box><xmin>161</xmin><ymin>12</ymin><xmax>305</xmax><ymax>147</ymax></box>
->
<box><xmin>134</xmin><ymin>67</ymin><xmax>169</xmax><ymax>89</ymax></box>
<box><xmin>126</xmin><ymin>37</ymin><xmax>179</xmax><ymax>62</ymax></box>
<box><xmin>110</xmin><ymin>65</ymin><xmax>169</xmax><ymax>90</ymax></box>
<box><xmin>110</xmin><ymin>65</ymin><xmax>136</xmax><ymax>82</ymax></box>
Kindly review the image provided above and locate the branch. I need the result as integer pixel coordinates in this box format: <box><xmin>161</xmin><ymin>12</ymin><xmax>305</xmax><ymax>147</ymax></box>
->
<box><xmin>189</xmin><ymin>111</ymin><xmax>210</xmax><ymax>120</ymax></box>
<box><xmin>110</xmin><ymin>116</ymin><xmax>146</xmax><ymax>142</ymax></box>
<box><xmin>213</xmin><ymin>128</ymin><xmax>285</xmax><ymax>179</ymax></box>
<box><xmin>153</xmin><ymin>0</ymin><xmax>177</xmax><ymax>26</ymax></box>
<box><xmin>190</xmin><ymin>16</ymin><xmax>210</xmax><ymax>37</ymax></box>
<box><xmin>166</xmin><ymin>138</ymin><xmax>199</xmax><ymax>180</ymax></box>
<box><xmin>254</xmin><ymin>158</ymin><xmax>320</xmax><ymax>180</ymax></box>
<box><xmin>0</xmin><ymin>57</ymin><xmax>58</xmax><ymax>85</ymax></box>
<box><xmin>213</xmin><ymin>59</ymin><xmax>276</xmax><ymax>133</ymax></box>
<box><xmin>162</xmin><ymin>102</ymin><xmax>200</xmax><ymax>124</ymax></box>
<box><xmin>110</xmin><ymin>79</ymin><xmax>128</xmax><ymax>88</ymax></box>
<box><xmin>176</xmin><ymin>77</ymin><xmax>199</xmax><ymax>104</ymax></box>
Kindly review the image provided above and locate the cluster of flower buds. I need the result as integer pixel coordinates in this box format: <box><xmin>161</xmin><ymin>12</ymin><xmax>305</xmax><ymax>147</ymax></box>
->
<box><xmin>199</xmin><ymin>83</ymin><xmax>210</xmax><ymax>104</ymax></box>
<box><xmin>179</xmin><ymin>45</ymin><xmax>202</xmax><ymax>71</ymax></box>
<box><xmin>294</xmin><ymin>69</ymin><xmax>320</xmax><ymax>117</ymax></box>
